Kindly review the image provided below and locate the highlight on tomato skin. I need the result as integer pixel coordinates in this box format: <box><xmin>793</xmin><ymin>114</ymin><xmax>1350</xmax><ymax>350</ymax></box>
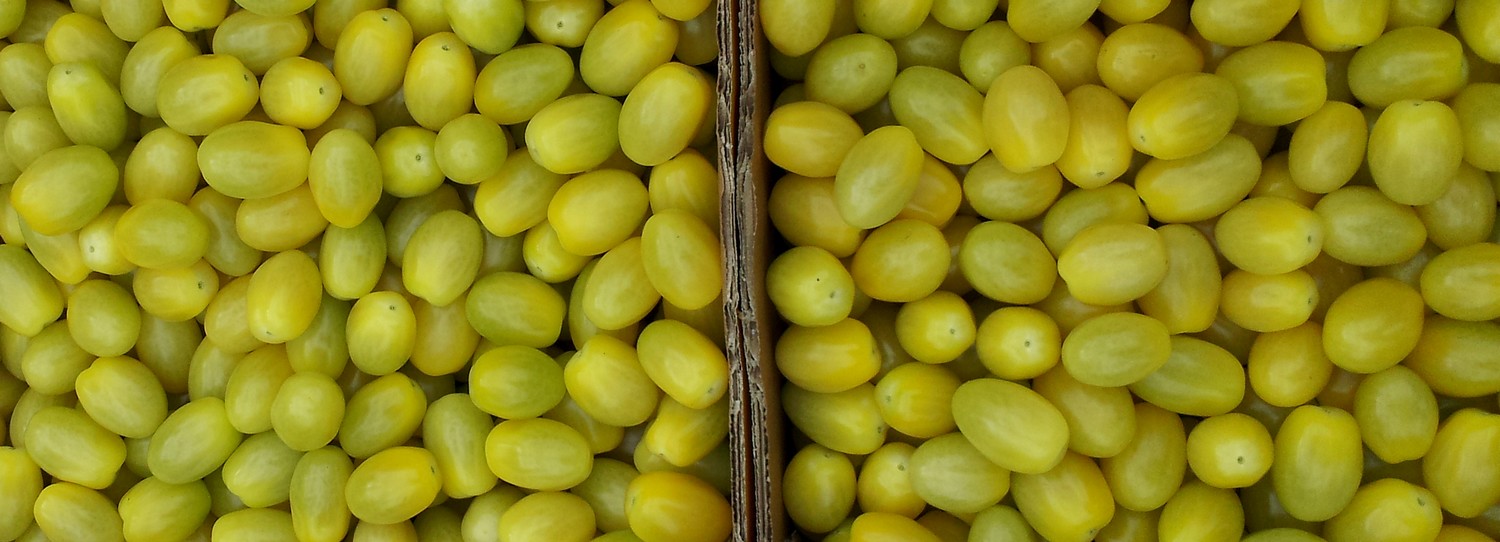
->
<box><xmin>761</xmin><ymin>0</ymin><xmax>1500</xmax><ymax>540</ymax></box>
<box><xmin>0</xmin><ymin>0</ymin><xmax>734</xmax><ymax>540</ymax></box>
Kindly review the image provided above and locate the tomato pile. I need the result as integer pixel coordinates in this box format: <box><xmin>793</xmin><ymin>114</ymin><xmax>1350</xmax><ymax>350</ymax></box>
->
<box><xmin>760</xmin><ymin>0</ymin><xmax>1500</xmax><ymax>541</ymax></box>
<box><xmin>0</xmin><ymin>1</ymin><xmax>732</xmax><ymax>541</ymax></box>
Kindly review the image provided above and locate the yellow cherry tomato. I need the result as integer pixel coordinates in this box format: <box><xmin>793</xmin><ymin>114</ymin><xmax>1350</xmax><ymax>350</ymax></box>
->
<box><xmin>1349</xmin><ymin>26</ymin><xmax>1467</xmax><ymax>108</ymax></box>
<box><xmin>1214</xmin><ymin>41</ymin><xmax>1326</xmax><ymax>127</ymax></box>
<box><xmin>11</xmin><ymin>146</ymin><xmax>116</xmax><ymax>242</ymax></box>
<box><xmin>1134</xmin><ymin>134</ymin><xmax>1262</xmax><ymax>223</ymax></box>
<box><xmin>1034</xmin><ymin>366</ymin><xmax>1135</xmax><ymax>458</ymax></box>
<box><xmin>1131</xmin><ymin>336</ymin><xmax>1246</xmax><ymax>417</ymax></box>
<box><xmin>1248</xmin><ymin>323</ymin><xmax>1334</xmax><ymax>408</ymax></box>
<box><xmin>856</xmin><ymin>442</ymin><xmax>924</xmax><ymax>518</ymax></box>
<box><xmin>1096</xmin><ymin>23</ymin><xmax>1203</xmax><ymax>102</ymax></box>
<box><xmin>197</xmin><ymin>121</ymin><xmax>311</xmax><ymax>200</ymax></box>
<box><xmin>290</xmin><ymin>447</ymin><xmax>354</xmax><ymax>542</ymax></box>
<box><xmin>1299</xmin><ymin>0</ymin><xmax>1388</xmax><ymax>52</ymax></box>
<box><xmin>783</xmin><ymin>383</ymin><xmax>887</xmax><ymax>455</ymax></box>
<box><xmin>564</xmin><ymin>334</ymin><xmax>660</xmax><ymax>426</ymax></box>
<box><xmin>1322</xmin><ymin>277</ymin><xmax>1425</xmax><ymax>373</ymax></box>
<box><xmin>760</xmin><ymin>0</ymin><xmax>834</xmax><ymax>56</ymax></box>
<box><xmin>32</xmin><ymin>482</ymin><xmax>124</xmax><ymax>542</ymax></box>
<box><xmin>776</xmin><ymin>318</ymin><xmax>879</xmax><ymax>394</ymax></box>
<box><xmin>908</xmin><ymin>433</ymin><xmax>1011</xmax><ymax>515</ymax></box>
<box><xmin>1273</xmin><ymin>405</ymin><xmax>1363</xmax><ymax>522</ymax></box>
<box><xmin>334</xmin><ymin>9</ymin><xmax>413</xmax><ymax>106</ymax></box>
<box><xmin>983</xmin><ymin>65</ymin><xmax>1068</xmax><ymax>172</ymax></box>
<box><xmin>245</xmin><ymin>250</ymin><xmax>323</xmax><ymax>344</ymax></box>
<box><xmin>1159</xmin><ymin>480</ymin><xmax>1244</xmax><ymax>542</ymax></box>
<box><xmin>219</xmin><ymin>431</ymin><xmax>303</xmax><ymax>508</ymax></box>
<box><xmin>1056</xmin><ymin>84</ymin><xmax>1132</xmax><ymax>188</ymax></box>
<box><xmin>974</xmin><ymin>306</ymin><xmax>1061</xmax><ymax>380</ymax></box>
<box><xmin>466</xmin><ymin>271</ymin><xmax>566</xmax><ymax>348</ymax></box>
<box><xmin>1138</xmin><ymin>224</ymin><xmax>1221</xmax><ymax>334</ymax></box>
<box><xmin>1288</xmin><ymin>101</ymin><xmax>1367</xmax><ymax>193</ymax></box>
<box><xmin>1421</xmin><ymin>242</ymin><xmax>1500</xmax><ymax>321</ymax></box>
<box><xmin>1406</xmin><ymin>316</ymin><xmax>1500</xmax><ymax>398</ymax></box>
<box><xmin>1060</xmin><ymin>312</ymin><xmax>1171</xmax><ymax>388</ymax></box>
<box><xmin>805</xmin><ymin>33</ymin><xmax>898</xmax><ymax>114</ymax></box>
<box><xmin>1056</xmin><ymin>222</ymin><xmax>1168</xmax><ymax>305</ymax></box>
<box><xmin>784</xmin><ymin>443</ymin><xmax>855</xmax><ymax>534</ymax></box>
<box><xmin>1189</xmin><ymin>0</ymin><xmax>1298</xmax><ymax>46</ymax></box>
<box><xmin>1424</xmin><ymin>409</ymin><xmax>1500</xmax><ymax>518</ymax></box>
<box><xmin>148</xmin><ymin>397</ymin><xmax>243</xmax><ymax>484</ymax></box>
<box><xmin>475</xmin><ymin>44</ymin><xmax>575</xmax><ymax>125</ymax></box>
<box><xmin>485</xmin><ymin>418</ymin><xmax>593</xmax><ymax>491</ymax></box>
<box><xmin>1368</xmin><ymin>99</ymin><xmax>1464</xmax><ymax>206</ymax></box>
<box><xmin>24</xmin><ymin>406</ymin><xmax>126</xmax><ymax>489</ymax></box>
<box><xmin>47</xmin><ymin>61</ymin><xmax>127</xmax><ymax>151</ymax></box>
<box><xmin>339</xmin><ymin>373</ymin><xmax>427</xmax><ymax>459</ymax></box>
<box><xmin>497</xmin><ymin>491</ymin><xmax>595</xmax><ymax>542</ymax></box>
<box><xmin>1418</xmin><ymin>165</ymin><xmax>1497</xmax><ymax>249</ymax></box>
<box><xmin>1005</xmin><ymin>0</ymin><xmax>1100</xmax><ymax>43</ymax></box>
<box><xmin>851</xmin><ymin>219</ymin><xmax>950</xmax><ymax>303</ymax></box>
<box><xmin>1215</xmin><ymin>197</ymin><xmax>1323</xmax><ymax>275</ymax></box>
<box><xmin>1316</xmin><ymin>186</ymin><xmax>1429</xmax><ymax>266</ymax></box>
<box><xmin>951</xmin><ymin>378</ymin><xmax>1068</xmax><ymax>474</ymax></box>
<box><xmin>1325</xmin><ymin>478</ymin><xmax>1442</xmax><ymax>542</ymax></box>
<box><xmin>963</xmin><ymin>156</ymin><xmax>1063</xmax><ymax>222</ymax></box>
<box><xmin>1186</xmin><ymin>413</ymin><xmax>1273</xmax><ymax>489</ymax></box>
<box><xmin>626</xmin><ymin>471</ymin><xmax>730</xmax><ymax>542</ymax></box>
<box><xmin>834</xmin><ymin>125</ymin><xmax>924</xmax><ymax>229</ymax></box>
<box><xmin>344</xmin><ymin>446</ymin><xmax>442</xmax><ymax>524</ymax></box>
<box><xmin>767</xmin><ymin>246</ymin><xmax>855</xmax><ymax>327</ymax></box>
<box><xmin>75</xmin><ymin>356</ymin><xmax>167</xmax><ymax>440</ymax></box>
<box><xmin>114</xmin><ymin>199</ymin><xmax>211</xmax><ymax>270</ymax></box>
<box><xmin>1127</xmin><ymin>72</ymin><xmax>1238</xmax><ymax>160</ymax></box>
<box><xmin>889</xmin><ymin>66</ymin><xmax>986</xmax><ymax>165</ymax></box>
<box><xmin>1012</xmin><ymin>451</ymin><xmax>1115</xmax><ymax>542</ymax></box>
<box><xmin>873</xmin><ymin>362</ymin><xmax>959</xmax><ymax>439</ymax></box>
<box><xmin>639</xmin><ymin>209</ymin><xmax>722</xmax><ymax>311</ymax></box>
<box><xmin>117</xmin><ymin>477</ymin><xmax>211</xmax><ymax>542</ymax></box>
<box><xmin>579</xmin><ymin>0</ymin><xmax>678</xmax><ymax>96</ymax></box>
<box><xmin>958</xmin><ymin>221</ymin><xmax>1056</xmax><ymax>305</ymax></box>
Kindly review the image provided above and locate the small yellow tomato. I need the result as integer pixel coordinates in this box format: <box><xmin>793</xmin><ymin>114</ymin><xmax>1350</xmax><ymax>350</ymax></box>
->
<box><xmin>1273</xmin><ymin>405</ymin><xmax>1364</xmax><ymax>522</ymax></box>
<box><xmin>1137</xmin><ymin>224</ymin><xmax>1221</xmax><ymax>334</ymax></box>
<box><xmin>1189</xmin><ymin>0</ymin><xmax>1298</xmax><ymax>45</ymax></box>
<box><xmin>982</xmin><ymin>65</ymin><xmax>1068</xmax><ymax>173</ymax></box>
<box><xmin>1130</xmin><ymin>336</ymin><xmax>1246</xmax><ymax>417</ymax></box>
<box><xmin>148</xmin><ymin>398</ymin><xmax>244</xmax><ymax>484</ymax></box>
<box><xmin>334</xmin><ymin>9</ymin><xmax>413</xmax><ymax>105</ymax></box>
<box><xmin>1060</xmin><ymin>312</ymin><xmax>1171</xmax><ymax>388</ymax></box>
<box><xmin>975</xmin><ymin>306</ymin><xmax>1061</xmax><ymax>380</ymax></box>
<box><xmin>1248</xmin><ymin>323</ymin><xmax>1333</xmax><ymax>408</ymax></box>
<box><xmin>344</xmin><ymin>446</ymin><xmax>442</xmax><ymax>524</ymax></box>
<box><xmin>1096</xmin><ymin>23</ymin><xmax>1203</xmax><ymax>102</ymax></box>
<box><xmin>1348</xmin><ymin>26</ymin><xmax>1467</xmax><ymax>108</ymax></box>
<box><xmin>9</xmin><ymin>145</ymin><xmax>117</xmax><ymax>236</ymax></box>
<box><xmin>1056</xmin><ymin>223</ymin><xmax>1168</xmax><ymax>305</ymax></box>
<box><xmin>1368</xmin><ymin>99</ymin><xmax>1464</xmax><ymax>206</ymax></box>
<box><xmin>783</xmin><ymin>383</ymin><xmax>887</xmax><ymax>456</ymax></box>
<box><xmin>952</xmin><ymin>378</ymin><xmax>1069</xmax><ymax>474</ymax></box>
<box><xmin>1034</xmin><ymin>367</ymin><xmax>1136</xmax><ymax>458</ymax></box>
<box><xmin>1158</xmin><ymin>480</ymin><xmax>1245</xmax><ymax>541</ymax></box>
<box><xmin>834</xmin><ymin>126</ymin><xmax>925</xmax><ymax>229</ymax></box>
<box><xmin>24</xmin><ymin>406</ymin><xmax>126</xmax><ymax>489</ymax></box>
<box><xmin>851</xmin><ymin>219</ymin><xmax>951</xmax><ymax>303</ymax></box>
<box><xmin>1214</xmin><ymin>41</ymin><xmax>1326</xmax><ymax>126</ymax></box>
<box><xmin>958</xmin><ymin>221</ymin><xmax>1055</xmax><ymax>305</ymax></box>
<box><xmin>1012</xmin><ymin>451</ymin><xmax>1115</xmax><ymax>542</ymax></box>
<box><xmin>1127</xmin><ymin>72</ymin><xmax>1238</xmax><ymax>160</ymax></box>
<box><xmin>1423</xmin><ymin>409</ymin><xmax>1500</xmax><ymax>518</ymax></box>
<box><xmin>1134</xmin><ymin>134</ymin><xmax>1262</xmax><ymax>223</ymax></box>
<box><xmin>1421</xmin><ymin>242</ymin><xmax>1500</xmax><ymax>321</ymax></box>
<box><xmin>626</xmin><ymin>471</ymin><xmax>730</xmax><ymax>542</ymax></box>
<box><xmin>486</xmin><ymin>418</ymin><xmax>593</xmax><ymax>491</ymax></box>
<box><xmin>1186</xmin><ymin>413</ymin><xmax>1273</xmax><ymax>489</ymax></box>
